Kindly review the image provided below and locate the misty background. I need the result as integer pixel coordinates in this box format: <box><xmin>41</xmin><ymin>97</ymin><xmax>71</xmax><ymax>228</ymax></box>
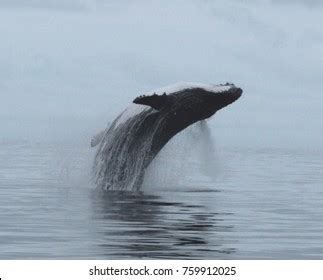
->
<box><xmin>0</xmin><ymin>0</ymin><xmax>322</xmax><ymax>149</ymax></box>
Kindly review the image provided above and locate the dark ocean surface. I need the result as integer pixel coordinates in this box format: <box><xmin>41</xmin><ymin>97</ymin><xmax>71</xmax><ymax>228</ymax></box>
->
<box><xmin>1</xmin><ymin>141</ymin><xmax>322</xmax><ymax>259</ymax></box>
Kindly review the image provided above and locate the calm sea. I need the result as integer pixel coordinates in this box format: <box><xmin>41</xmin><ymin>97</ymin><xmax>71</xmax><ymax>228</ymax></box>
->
<box><xmin>0</xmin><ymin>140</ymin><xmax>323</xmax><ymax>259</ymax></box>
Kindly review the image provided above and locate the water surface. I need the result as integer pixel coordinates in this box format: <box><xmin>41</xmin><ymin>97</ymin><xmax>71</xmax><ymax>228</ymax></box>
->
<box><xmin>0</xmin><ymin>142</ymin><xmax>322</xmax><ymax>259</ymax></box>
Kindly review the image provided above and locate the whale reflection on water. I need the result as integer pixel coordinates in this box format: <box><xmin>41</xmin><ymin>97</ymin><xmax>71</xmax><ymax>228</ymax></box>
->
<box><xmin>89</xmin><ymin>189</ymin><xmax>236</xmax><ymax>259</ymax></box>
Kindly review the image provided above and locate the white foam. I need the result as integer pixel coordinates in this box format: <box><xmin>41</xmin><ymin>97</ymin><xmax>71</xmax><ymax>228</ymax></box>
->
<box><xmin>145</xmin><ymin>82</ymin><xmax>234</xmax><ymax>96</ymax></box>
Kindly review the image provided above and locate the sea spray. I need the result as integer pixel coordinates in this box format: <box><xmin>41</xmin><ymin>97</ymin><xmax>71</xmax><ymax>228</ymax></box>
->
<box><xmin>144</xmin><ymin>121</ymin><xmax>218</xmax><ymax>189</ymax></box>
<box><xmin>93</xmin><ymin>107</ymin><xmax>161</xmax><ymax>190</ymax></box>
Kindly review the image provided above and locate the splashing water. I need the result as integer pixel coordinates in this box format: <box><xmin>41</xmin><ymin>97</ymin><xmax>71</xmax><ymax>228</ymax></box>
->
<box><xmin>93</xmin><ymin>107</ymin><xmax>162</xmax><ymax>190</ymax></box>
<box><xmin>198</xmin><ymin>121</ymin><xmax>218</xmax><ymax>179</ymax></box>
<box><xmin>144</xmin><ymin>120</ymin><xmax>218</xmax><ymax>189</ymax></box>
<box><xmin>93</xmin><ymin>97</ymin><xmax>218</xmax><ymax>192</ymax></box>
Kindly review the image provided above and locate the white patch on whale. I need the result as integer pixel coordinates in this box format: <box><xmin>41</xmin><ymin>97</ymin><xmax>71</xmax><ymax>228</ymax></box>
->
<box><xmin>145</xmin><ymin>82</ymin><xmax>234</xmax><ymax>96</ymax></box>
<box><xmin>114</xmin><ymin>104</ymin><xmax>152</xmax><ymax>128</ymax></box>
<box><xmin>91</xmin><ymin>130</ymin><xmax>105</xmax><ymax>147</ymax></box>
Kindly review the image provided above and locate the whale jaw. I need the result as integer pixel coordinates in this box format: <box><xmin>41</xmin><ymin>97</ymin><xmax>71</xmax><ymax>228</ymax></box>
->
<box><xmin>133</xmin><ymin>82</ymin><xmax>242</xmax><ymax>115</ymax></box>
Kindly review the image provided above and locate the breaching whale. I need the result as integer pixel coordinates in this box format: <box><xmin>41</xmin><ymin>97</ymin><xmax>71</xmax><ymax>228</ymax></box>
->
<box><xmin>92</xmin><ymin>82</ymin><xmax>242</xmax><ymax>190</ymax></box>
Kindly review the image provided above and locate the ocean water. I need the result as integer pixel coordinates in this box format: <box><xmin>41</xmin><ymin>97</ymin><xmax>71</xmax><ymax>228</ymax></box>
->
<box><xmin>1</xmin><ymin>140</ymin><xmax>322</xmax><ymax>259</ymax></box>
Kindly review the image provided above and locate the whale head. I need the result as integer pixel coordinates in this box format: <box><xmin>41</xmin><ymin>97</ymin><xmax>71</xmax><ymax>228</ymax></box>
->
<box><xmin>134</xmin><ymin>82</ymin><xmax>242</xmax><ymax>123</ymax></box>
<box><xmin>175</xmin><ymin>83</ymin><xmax>242</xmax><ymax>121</ymax></box>
<box><xmin>132</xmin><ymin>82</ymin><xmax>242</xmax><ymax>154</ymax></box>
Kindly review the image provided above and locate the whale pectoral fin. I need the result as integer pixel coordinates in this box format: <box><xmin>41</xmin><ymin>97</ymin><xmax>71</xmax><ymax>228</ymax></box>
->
<box><xmin>133</xmin><ymin>93</ymin><xmax>168</xmax><ymax>110</ymax></box>
<box><xmin>91</xmin><ymin>130</ymin><xmax>105</xmax><ymax>147</ymax></box>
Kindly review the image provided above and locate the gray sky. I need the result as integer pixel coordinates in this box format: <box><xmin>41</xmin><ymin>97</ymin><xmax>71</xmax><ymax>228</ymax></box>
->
<box><xmin>0</xmin><ymin>0</ymin><xmax>322</xmax><ymax>148</ymax></box>
<box><xmin>1</xmin><ymin>0</ymin><xmax>322</xmax><ymax>8</ymax></box>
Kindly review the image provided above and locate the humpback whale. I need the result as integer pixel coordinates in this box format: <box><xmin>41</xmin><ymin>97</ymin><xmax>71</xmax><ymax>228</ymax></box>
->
<box><xmin>92</xmin><ymin>82</ymin><xmax>242</xmax><ymax>191</ymax></box>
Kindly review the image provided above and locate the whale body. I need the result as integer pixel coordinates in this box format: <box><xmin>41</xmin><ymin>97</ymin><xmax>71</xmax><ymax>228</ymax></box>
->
<box><xmin>92</xmin><ymin>82</ymin><xmax>242</xmax><ymax>190</ymax></box>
